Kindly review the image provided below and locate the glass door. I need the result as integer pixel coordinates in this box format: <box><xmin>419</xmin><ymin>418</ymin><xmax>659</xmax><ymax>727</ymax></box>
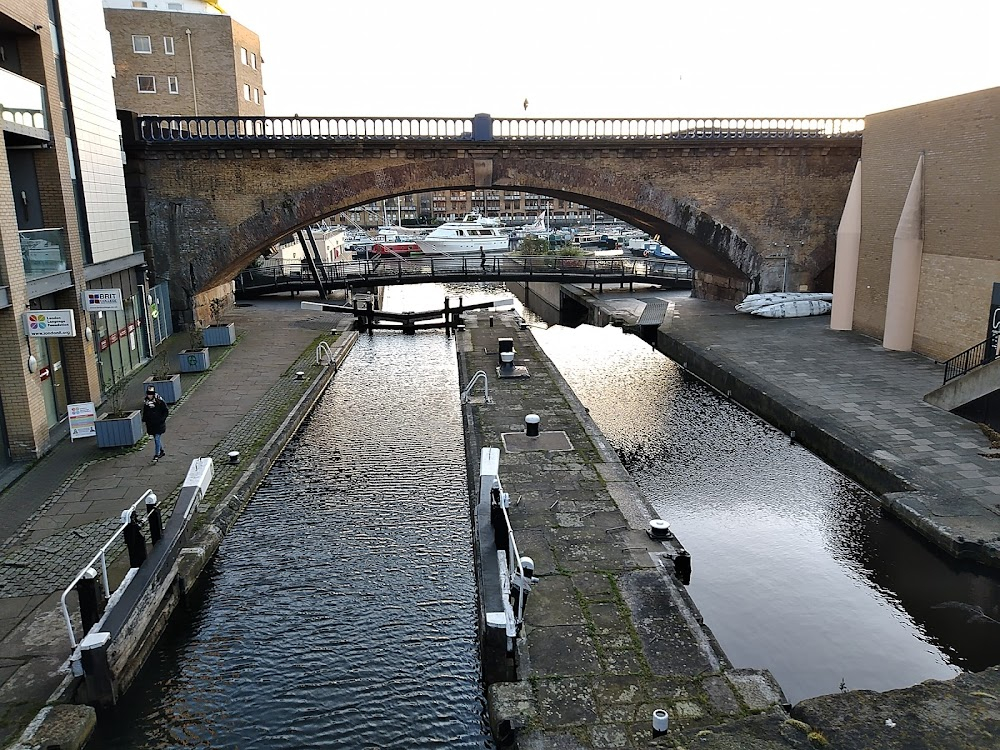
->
<box><xmin>46</xmin><ymin>338</ymin><xmax>69</xmax><ymax>421</ymax></box>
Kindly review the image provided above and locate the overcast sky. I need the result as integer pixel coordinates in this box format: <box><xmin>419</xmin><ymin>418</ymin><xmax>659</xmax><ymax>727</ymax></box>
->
<box><xmin>223</xmin><ymin>0</ymin><xmax>997</xmax><ymax>119</ymax></box>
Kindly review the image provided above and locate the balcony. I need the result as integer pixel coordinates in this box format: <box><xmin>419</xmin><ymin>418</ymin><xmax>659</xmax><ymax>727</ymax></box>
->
<box><xmin>20</xmin><ymin>228</ymin><xmax>68</xmax><ymax>280</ymax></box>
<box><xmin>0</xmin><ymin>68</ymin><xmax>49</xmax><ymax>142</ymax></box>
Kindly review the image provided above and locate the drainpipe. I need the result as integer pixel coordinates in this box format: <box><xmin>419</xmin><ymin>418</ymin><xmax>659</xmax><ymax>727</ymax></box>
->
<box><xmin>185</xmin><ymin>29</ymin><xmax>198</xmax><ymax>117</ymax></box>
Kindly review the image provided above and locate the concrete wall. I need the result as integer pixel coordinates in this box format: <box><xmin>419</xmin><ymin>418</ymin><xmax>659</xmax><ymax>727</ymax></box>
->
<box><xmin>854</xmin><ymin>88</ymin><xmax>1000</xmax><ymax>361</ymax></box>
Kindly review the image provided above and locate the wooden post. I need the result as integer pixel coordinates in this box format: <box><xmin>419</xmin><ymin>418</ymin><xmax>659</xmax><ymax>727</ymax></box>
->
<box><xmin>76</xmin><ymin>568</ymin><xmax>105</xmax><ymax>634</ymax></box>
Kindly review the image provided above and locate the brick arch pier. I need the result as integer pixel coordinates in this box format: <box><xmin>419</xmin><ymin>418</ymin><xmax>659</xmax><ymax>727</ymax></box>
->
<box><xmin>122</xmin><ymin>114</ymin><xmax>862</xmax><ymax>325</ymax></box>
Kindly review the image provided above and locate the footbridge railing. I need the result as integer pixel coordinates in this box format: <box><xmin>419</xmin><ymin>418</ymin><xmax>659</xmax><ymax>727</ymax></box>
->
<box><xmin>134</xmin><ymin>114</ymin><xmax>864</xmax><ymax>144</ymax></box>
<box><xmin>236</xmin><ymin>255</ymin><xmax>693</xmax><ymax>297</ymax></box>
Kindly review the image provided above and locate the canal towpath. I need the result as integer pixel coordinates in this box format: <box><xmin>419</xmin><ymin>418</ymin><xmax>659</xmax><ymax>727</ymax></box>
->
<box><xmin>0</xmin><ymin>300</ymin><xmax>356</xmax><ymax>749</ymax></box>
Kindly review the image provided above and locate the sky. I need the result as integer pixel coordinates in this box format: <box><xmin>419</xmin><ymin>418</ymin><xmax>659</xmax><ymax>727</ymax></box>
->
<box><xmin>222</xmin><ymin>0</ymin><xmax>999</xmax><ymax>120</ymax></box>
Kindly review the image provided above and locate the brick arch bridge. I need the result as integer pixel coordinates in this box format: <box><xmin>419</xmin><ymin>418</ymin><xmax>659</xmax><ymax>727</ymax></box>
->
<box><xmin>121</xmin><ymin>114</ymin><xmax>863</xmax><ymax>325</ymax></box>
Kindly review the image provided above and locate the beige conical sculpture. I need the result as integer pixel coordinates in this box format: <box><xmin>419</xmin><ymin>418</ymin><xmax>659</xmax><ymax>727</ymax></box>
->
<box><xmin>831</xmin><ymin>160</ymin><xmax>862</xmax><ymax>331</ymax></box>
<box><xmin>883</xmin><ymin>154</ymin><xmax>925</xmax><ymax>351</ymax></box>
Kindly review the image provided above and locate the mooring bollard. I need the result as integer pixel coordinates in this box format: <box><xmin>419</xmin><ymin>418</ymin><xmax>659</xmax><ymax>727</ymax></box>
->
<box><xmin>121</xmin><ymin>510</ymin><xmax>147</xmax><ymax>568</ymax></box>
<box><xmin>76</xmin><ymin>567</ymin><xmax>105</xmax><ymax>634</ymax></box>
<box><xmin>511</xmin><ymin>556</ymin><xmax>536</xmax><ymax>619</ymax></box>
<box><xmin>652</xmin><ymin>708</ymin><xmax>669</xmax><ymax>737</ymax></box>
<box><xmin>145</xmin><ymin>493</ymin><xmax>162</xmax><ymax>545</ymax></box>
<box><xmin>80</xmin><ymin>631</ymin><xmax>115</xmax><ymax>707</ymax></box>
<box><xmin>674</xmin><ymin>551</ymin><xmax>692</xmax><ymax>585</ymax></box>
<box><xmin>525</xmin><ymin>413</ymin><xmax>540</xmax><ymax>437</ymax></box>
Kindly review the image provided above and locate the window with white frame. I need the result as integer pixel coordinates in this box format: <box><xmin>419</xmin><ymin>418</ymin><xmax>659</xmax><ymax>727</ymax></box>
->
<box><xmin>168</xmin><ymin>2</ymin><xmax>182</xmax><ymax>7</ymax></box>
<box><xmin>250</xmin><ymin>52</ymin><xmax>257</xmax><ymax>69</ymax></box>
<box><xmin>253</xmin><ymin>88</ymin><xmax>260</xmax><ymax>104</ymax></box>
<box><xmin>240</xmin><ymin>47</ymin><xmax>248</xmax><ymax>65</ymax></box>
<box><xmin>137</xmin><ymin>75</ymin><xmax>155</xmax><ymax>93</ymax></box>
<box><xmin>132</xmin><ymin>1</ymin><xmax>148</xmax><ymax>7</ymax></box>
<box><xmin>167</xmin><ymin>75</ymin><xmax>179</xmax><ymax>94</ymax></box>
<box><xmin>243</xmin><ymin>83</ymin><xmax>251</xmax><ymax>100</ymax></box>
<box><xmin>132</xmin><ymin>35</ymin><xmax>152</xmax><ymax>54</ymax></box>
<box><xmin>164</xmin><ymin>36</ymin><xmax>174</xmax><ymax>55</ymax></box>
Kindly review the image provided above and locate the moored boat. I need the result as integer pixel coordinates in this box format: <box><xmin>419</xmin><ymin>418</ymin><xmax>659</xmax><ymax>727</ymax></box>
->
<box><xmin>416</xmin><ymin>213</ymin><xmax>509</xmax><ymax>255</ymax></box>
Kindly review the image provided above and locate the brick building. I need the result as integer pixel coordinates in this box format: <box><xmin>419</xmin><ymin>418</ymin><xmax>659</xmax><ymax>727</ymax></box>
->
<box><xmin>0</xmin><ymin>0</ymin><xmax>157</xmax><ymax>466</ymax></box>
<box><xmin>103</xmin><ymin>0</ymin><xmax>264</xmax><ymax>117</ymax></box>
<box><xmin>844</xmin><ymin>87</ymin><xmax>999</xmax><ymax>362</ymax></box>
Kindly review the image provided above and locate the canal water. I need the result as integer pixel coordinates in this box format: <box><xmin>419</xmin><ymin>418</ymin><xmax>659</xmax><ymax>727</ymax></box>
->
<box><xmin>533</xmin><ymin>314</ymin><xmax>1000</xmax><ymax>704</ymax></box>
<box><xmin>93</xmin><ymin>283</ymin><xmax>1000</xmax><ymax>746</ymax></box>
<box><xmin>90</xmin><ymin>286</ymin><xmax>494</xmax><ymax>749</ymax></box>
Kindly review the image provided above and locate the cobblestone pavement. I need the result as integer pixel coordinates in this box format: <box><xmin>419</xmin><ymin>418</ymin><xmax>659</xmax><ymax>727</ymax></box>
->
<box><xmin>0</xmin><ymin>299</ymin><xmax>353</xmax><ymax>747</ymax></box>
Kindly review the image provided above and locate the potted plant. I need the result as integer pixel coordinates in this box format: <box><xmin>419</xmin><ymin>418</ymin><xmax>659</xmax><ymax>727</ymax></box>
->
<box><xmin>202</xmin><ymin>298</ymin><xmax>236</xmax><ymax>347</ymax></box>
<box><xmin>178</xmin><ymin>326</ymin><xmax>210</xmax><ymax>373</ymax></box>
<box><xmin>94</xmin><ymin>371</ymin><xmax>143</xmax><ymax>448</ymax></box>
<box><xmin>143</xmin><ymin>351</ymin><xmax>182</xmax><ymax>403</ymax></box>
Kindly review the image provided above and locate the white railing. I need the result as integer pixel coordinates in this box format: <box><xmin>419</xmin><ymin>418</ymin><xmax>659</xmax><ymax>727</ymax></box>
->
<box><xmin>316</xmin><ymin>340</ymin><xmax>334</xmax><ymax>366</ymax></box>
<box><xmin>59</xmin><ymin>489</ymin><xmax>156</xmax><ymax>650</ymax></box>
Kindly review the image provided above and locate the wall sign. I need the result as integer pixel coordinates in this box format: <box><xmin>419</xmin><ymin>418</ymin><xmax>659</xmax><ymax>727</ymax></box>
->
<box><xmin>987</xmin><ymin>283</ymin><xmax>1000</xmax><ymax>362</ymax></box>
<box><xmin>23</xmin><ymin>310</ymin><xmax>77</xmax><ymax>338</ymax></box>
<box><xmin>84</xmin><ymin>288</ymin><xmax>124</xmax><ymax>312</ymax></box>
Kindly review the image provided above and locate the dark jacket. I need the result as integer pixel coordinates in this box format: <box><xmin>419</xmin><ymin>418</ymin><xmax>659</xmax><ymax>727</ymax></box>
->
<box><xmin>142</xmin><ymin>395</ymin><xmax>169</xmax><ymax>435</ymax></box>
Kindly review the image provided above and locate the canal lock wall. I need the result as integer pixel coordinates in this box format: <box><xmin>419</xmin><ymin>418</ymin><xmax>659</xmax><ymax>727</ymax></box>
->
<box><xmin>456</xmin><ymin>310</ymin><xmax>791</xmax><ymax>747</ymax></box>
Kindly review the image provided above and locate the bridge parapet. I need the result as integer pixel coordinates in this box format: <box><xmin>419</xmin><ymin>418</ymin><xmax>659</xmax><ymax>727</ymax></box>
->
<box><xmin>132</xmin><ymin>113</ymin><xmax>864</xmax><ymax>144</ymax></box>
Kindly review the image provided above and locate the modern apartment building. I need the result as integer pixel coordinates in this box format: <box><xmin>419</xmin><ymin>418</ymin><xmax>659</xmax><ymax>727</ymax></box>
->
<box><xmin>0</xmin><ymin>0</ymin><xmax>158</xmax><ymax>466</ymax></box>
<box><xmin>103</xmin><ymin>0</ymin><xmax>264</xmax><ymax>117</ymax></box>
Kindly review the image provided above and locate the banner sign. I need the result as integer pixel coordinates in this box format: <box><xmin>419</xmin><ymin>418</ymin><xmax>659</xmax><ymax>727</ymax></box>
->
<box><xmin>68</xmin><ymin>402</ymin><xmax>96</xmax><ymax>441</ymax></box>
<box><xmin>987</xmin><ymin>283</ymin><xmax>1000</xmax><ymax>362</ymax></box>
<box><xmin>84</xmin><ymin>288</ymin><xmax>124</xmax><ymax>312</ymax></box>
<box><xmin>23</xmin><ymin>310</ymin><xmax>77</xmax><ymax>338</ymax></box>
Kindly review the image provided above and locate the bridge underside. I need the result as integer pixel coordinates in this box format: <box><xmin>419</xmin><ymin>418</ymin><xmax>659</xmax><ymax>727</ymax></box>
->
<box><xmin>124</xmin><ymin>132</ymin><xmax>860</xmax><ymax>327</ymax></box>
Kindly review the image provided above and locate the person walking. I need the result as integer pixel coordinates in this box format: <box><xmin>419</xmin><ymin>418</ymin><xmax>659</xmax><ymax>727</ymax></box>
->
<box><xmin>480</xmin><ymin>246</ymin><xmax>487</xmax><ymax>272</ymax></box>
<box><xmin>142</xmin><ymin>385</ymin><xmax>169</xmax><ymax>462</ymax></box>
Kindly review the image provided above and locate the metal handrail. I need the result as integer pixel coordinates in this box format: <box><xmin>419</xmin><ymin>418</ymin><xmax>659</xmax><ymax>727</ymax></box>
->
<box><xmin>943</xmin><ymin>339</ymin><xmax>993</xmax><ymax>383</ymax></box>
<box><xmin>315</xmin><ymin>340</ymin><xmax>334</xmax><ymax>366</ymax></box>
<box><xmin>491</xmin><ymin>476</ymin><xmax>529</xmax><ymax>632</ymax></box>
<box><xmin>461</xmin><ymin>370</ymin><xmax>492</xmax><ymax>404</ymax></box>
<box><xmin>59</xmin><ymin>489</ymin><xmax>156</xmax><ymax>649</ymax></box>
<box><xmin>135</xmin><ymin>114</ymin><xmax>864</xmax><ymax>144</ymax></box>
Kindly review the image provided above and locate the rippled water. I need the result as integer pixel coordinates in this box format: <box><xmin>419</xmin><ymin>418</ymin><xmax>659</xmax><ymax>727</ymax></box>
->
<box><xmin>91</xmin><ymin>287</ymin><xmax>496</xmax><ymax>749</ymax></box>
<box><xmin>534</xmin><ymin>320</ymin><xmax>1000</xmax><ymax>704</ymax></box>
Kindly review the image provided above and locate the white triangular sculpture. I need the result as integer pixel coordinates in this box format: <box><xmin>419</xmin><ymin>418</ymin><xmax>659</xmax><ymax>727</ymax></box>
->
<box><xmin>830</xmin><ymin>160</ymin><xmax>862</xmax><ymax>331</ymax></box>
<box><xmin>883</xmin><ymin>154</ymin><xmax>924</xmax><ymax>351</ymax></box>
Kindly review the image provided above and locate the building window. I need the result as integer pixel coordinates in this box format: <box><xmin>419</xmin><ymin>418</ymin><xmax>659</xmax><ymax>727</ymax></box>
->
<box><xmin>240</xmin><ymin>47</ymin><xmax>248</xmax><ymax>65</ymax></box>
<box><xmin>250</xmin><ymin>51</ymin><xmax>257</xmax><ymax>69</ymax></box>
<box><xmin>132</xmin><ymin>35</ymin><xmax>152</xmax><ymax>54</ymax></box>
<box><xmin>167</xmin><ymin>75</ymin><xmax>179</xmax><ymax>94</ymax></box>
<box><xmin>168</xmin><ymin>2</ymin><xmax>182</xmax><ymax>7</ymax></box>
<box><xmin>243</xmin><ymin>83</ymin><xmax>251</xmax><ymax>100</ymax></box>
<box><xmin>164</xmin><ymin>36</ymin><xmax>175</xmax><ymax>55</ymax></box>
<box><xmin>253</xmin><ymin>87</ymin><xmax>260</xmax><ymax>104</ymax></box>
<box><xmin>137</xmin><ymin>75</ymin><xmax>155</xmax><ymax>93</ymax></box>
<box><xmin>132</xmin><ymin>1</ymin><xmax>148</xmax><ymax>6</ymax></box>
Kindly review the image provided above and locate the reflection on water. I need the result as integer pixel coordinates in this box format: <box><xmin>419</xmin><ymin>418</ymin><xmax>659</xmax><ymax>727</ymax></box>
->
<box><xmin>90</xmin><ymin>286</ymin><xmax>497</xmax><ymax>749</ymax></box>
<box><xmin>534</xmin><ymin>322</ymin><xmax>1000</xmax><ymax>704</ymax></box>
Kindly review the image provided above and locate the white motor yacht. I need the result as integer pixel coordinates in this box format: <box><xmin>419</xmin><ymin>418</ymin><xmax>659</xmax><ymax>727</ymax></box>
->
<box><xmin>417</xmin><ymin>213</ymin><xmax>510</xmax><ymax>255</ymax></box>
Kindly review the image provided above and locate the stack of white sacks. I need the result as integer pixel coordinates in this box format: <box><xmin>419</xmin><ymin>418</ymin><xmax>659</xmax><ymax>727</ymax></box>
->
<box><xmin>735</xmin><ymin>293</ymin><xmax>833</xmax><ymax>318</ymax></box>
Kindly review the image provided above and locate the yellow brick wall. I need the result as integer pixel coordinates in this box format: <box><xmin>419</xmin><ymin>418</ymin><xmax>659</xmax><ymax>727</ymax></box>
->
<box><xmin>855</xmin><ymin>87</ymin><xmax>1000</xmax><ymax>360</ymax></box>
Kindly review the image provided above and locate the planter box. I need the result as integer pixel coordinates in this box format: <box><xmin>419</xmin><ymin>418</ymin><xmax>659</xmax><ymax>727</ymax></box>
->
<box><xmin>178</xmin><ymin>348</ymin><xmax>210</xmax><ymax>373</ymax></box>
<box><xmin>203</xmin><ymin>323</ymin><xmax>236</xmax><ymax>347</ymax></box>
<box><xmin>144</xmin><ymin>374</ymin><xmax>182</xmax><ymax>404</ymax></box>
<box><xmin>95</xmin><ymin>410</ymin><xmax>143</xmax><ymax>448</ymax></box>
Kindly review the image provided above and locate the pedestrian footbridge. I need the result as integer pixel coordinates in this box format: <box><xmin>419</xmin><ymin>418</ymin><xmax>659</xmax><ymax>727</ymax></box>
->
<box><xmin>235</xmin><ymin>254</ymin><xmax>693</xmax><ymax>299</ymax></box>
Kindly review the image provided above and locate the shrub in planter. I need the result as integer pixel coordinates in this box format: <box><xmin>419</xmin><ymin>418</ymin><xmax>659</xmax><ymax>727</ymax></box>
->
<box><xmin>203</xmin><ymin>298</ymin><xmax>236</xmax><ymax>347</ymax></box>
<box><xmin>95</xmin><ymin>371</ymin><xmax>143</xmax><ymax>448</ymax></box>
<box><xmin>178</xmin><ymin>327</ymin><xmax>210</xmax><ymax>373</ymax></box>
<box><xmin>144</xmin><ymin>351</ymin><xmax>182</xmax><ymax>403</ymax></box>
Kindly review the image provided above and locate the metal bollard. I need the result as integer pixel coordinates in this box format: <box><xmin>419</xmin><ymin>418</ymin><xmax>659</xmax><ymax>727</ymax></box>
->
<box><xmin>145</xmin><ymin>493</ymin><xmax>162</xmax><ymax>545</ymax></box>
<box><xmin>525</xmin><ymin>414</ymin><xmax>540</xmax><ymax>437</ymax></box>
<box><xmin>76</xmin><ymin>567</ymin><xmax>105</xmax><ymax>634</ymax></box>
<box><xmin>122</xmin><ymin>510</ymin><xmax>147</xmax><ymax>568</ymax></box>
<box><xmin>652</xmin><ymin>709</ymin><xmax>669</xmax><ymax>737</ymax></box>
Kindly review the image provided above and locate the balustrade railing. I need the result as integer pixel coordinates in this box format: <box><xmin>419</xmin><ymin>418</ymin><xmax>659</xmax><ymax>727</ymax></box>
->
<box><xmin>136</xmin><ymin>114</ymin><xmax>864</xmax><ymax>144</ymax></box>
<box><xmin>942</xmin><ymin>339</ymin><xmax>994</xmax><ymax>383</ymax></box>
<box><xmin>0</xmin><ymin>68</ymin><xmax>48</xmax><ymax>133</ymax></box>
<box><xmin>20</xmin><ymin>227</ymin><xmax>67</xmax><ymax>280</ymax></box>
